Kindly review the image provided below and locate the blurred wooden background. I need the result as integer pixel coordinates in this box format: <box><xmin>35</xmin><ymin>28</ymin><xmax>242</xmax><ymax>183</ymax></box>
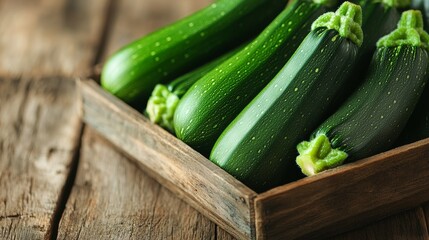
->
<box><xmin>0</xmin><ymin>0</ymin><xmax>428</xmax><ymax>239</ymax></box>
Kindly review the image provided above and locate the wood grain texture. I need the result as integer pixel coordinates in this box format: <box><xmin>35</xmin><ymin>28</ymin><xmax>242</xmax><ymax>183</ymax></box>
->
<box><xmin>217</xmin><ymin>227</ymin><xmax>236</xmax><ymax>240</ymax></box>
<box><xmin>333</xmin><ymin>207</ymin><xmax>429</xmax><ymax>240</ymax></box>
<box><xmin>80</xmin><ymin>80</ymin><xmax>256</xmax><ymax>240</ymax></box>
<box><xmin>0</xmin><ymin>0</ymin><xmax>109</xmax><ymax>77</ymax></box>
<box><xmin>0</xmin><ymin>77</ymin><xmax>82</xmax><ymax>239</ymax></box>
<box><xmin>58</xmin><ymin>127</ymin><xmax>218</xmax><ymax>240</ymax></box>
<box><xmin>100</xmin><ymin>0</ymin><xmax>212</xmax><ymax>63</ymax></box>
<box><xmin>255</xmin><ymin>138</ymin><xmax>429</xmax><ymax>240</ymax></box>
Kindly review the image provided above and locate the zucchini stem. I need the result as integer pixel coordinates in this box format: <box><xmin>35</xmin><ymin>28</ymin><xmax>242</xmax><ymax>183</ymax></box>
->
<box><xmin>296</xmin><ymin>134</ymin><xmax>348</xmax><ymax>176</ymax></box>
<box><xmin>146</xmin><ymin>85</ymin><xmax>180</xmax><ymax>133</ymax></box>
<box><xmin>311</xmin><ymin>1</ymin><xmax>363</xmax><ymax>47</ymax></box>
<box><xmin>377</xmin><ymin>10</ymin><xmax>429</xmax><ymax>50</ymax></box>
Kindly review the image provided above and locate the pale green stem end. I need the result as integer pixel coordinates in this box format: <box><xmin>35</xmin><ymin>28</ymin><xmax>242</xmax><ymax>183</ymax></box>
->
<box><xmin>381</xmin><ymin>0</ymin><xmax>411</xmax><ymax>8</ymax></box>
<box><xmin>146</xmin><ymin>84</ymin><xmax>180</xmax><ymax>133</ymax></box>
<box><xmin>377</xmin><ymin>10</ymin><xmax>429</xmax><ymax>51</ymax></box>
<box><xmin>311</xmin><ymin>1</ymin><xmax>363</xmax><ymax>47</ymax></box>
<box><xmin>296</xmin><ymin>134</ymin><xmax>348</xmax><ymax>176</ymax></box>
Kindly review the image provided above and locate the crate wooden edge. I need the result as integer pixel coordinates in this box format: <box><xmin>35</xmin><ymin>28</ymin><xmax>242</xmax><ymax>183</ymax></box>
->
<box><xmin>79</xmin><ymin>79</ymin><xmax>258</xmax><ymax>240</ymax></box>
<box><xmin>254</xmin><ymin>138</ymin><xmax>429</xmax><ymax>239</ymax></box>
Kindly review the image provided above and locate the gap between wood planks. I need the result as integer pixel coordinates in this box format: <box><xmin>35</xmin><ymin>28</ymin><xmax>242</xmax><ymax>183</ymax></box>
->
<box><xmin>49</xmin><ymin>125</ymin><xmax>85</xmax><ymax>240</ymax></box>
<box><xmin>46</xmin><ymin>0</ymin><xmax>117</xmax><ymax>236</ymax></box>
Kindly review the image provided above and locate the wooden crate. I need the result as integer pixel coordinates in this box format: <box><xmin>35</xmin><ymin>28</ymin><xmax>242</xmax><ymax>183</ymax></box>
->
<box><xmin>79</xmin><ymin>79</ymin><xmax>429</xmax><ymax>240</ymax></box>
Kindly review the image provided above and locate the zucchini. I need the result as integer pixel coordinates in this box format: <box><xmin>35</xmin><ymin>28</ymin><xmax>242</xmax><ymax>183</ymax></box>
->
<box><xmin>296</xmin><ymin>10</ymin><xmax>429</xmax><ymax>176</ymax></box>
<box><xmin>146</xmin><ymin>45</ymin><xmax>243</xmax><ymax>133</ymax></box>
<box><xmin>101</xmin><ymin>0</ymin><xmax>288</xmax><ymax>105</ymax></box>
<box><xmin>174</xmin><ymin>0</ymin><xmax>336</xmax><ymax>155</ymax></box>
<box><xmin>210</xmin><ymin>2</ymin><xmax>362</xmax><ymax>192</ymax></box>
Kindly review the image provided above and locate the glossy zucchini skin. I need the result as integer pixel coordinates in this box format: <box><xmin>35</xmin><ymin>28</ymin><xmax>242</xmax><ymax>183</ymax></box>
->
<box><xmin>312</xmin><ymin>46</ymin><xmax>428</xmax><ymax>160</ymax></box>
<box><xmin>210</xmin><ymin>28</ymin><xmax>359</xmax><ymax>192</ymax></box>
<box><xmin>101</xmin><ymin>0</ymin><xmax>287</xmax><ymax>105</ymax></box>
<box><xmin>174</xmin><ymin>0</ymin><xmax>333</xmax><ymax>155</ymax></box>
<box><xmin>397</xmin><ymin>76</ymin><xmax>429</xmax><ymax>145</ymax></box>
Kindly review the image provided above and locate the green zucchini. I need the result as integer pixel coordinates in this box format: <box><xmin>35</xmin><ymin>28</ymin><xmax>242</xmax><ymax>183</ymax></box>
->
<box><xmin>174</xmin><ymin>0</ymin><xmax>337</xmax><ymax>155</ymax></box>
<box><xmin>145</xmin><ymin>45</ymin><xmax>243</xmax><ymax>133</ymax></box>
<box><xmin>210</xmin><ymin>2</ymin><xmax>362</xmax><ymax>192</ymax></box>
<box><xmin>101</xmin><ymin>0</ymin><xmax>287</xmax><ymax>105</ymax></box>
<box><xmin>296</xmin><ymin>10</ymin><xmax>429</xmax><ymax>176</ymax></box>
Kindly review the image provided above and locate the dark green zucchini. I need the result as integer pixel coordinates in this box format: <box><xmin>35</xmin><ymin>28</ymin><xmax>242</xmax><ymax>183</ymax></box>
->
<box><xmin>174</xmin><ymin>0</ymin><xmax>336</xmax><ymax>155</ymax></box>
<box><xmin>296</xmin><ymin>10</ymin><xmax>429</xmax><ymax>176</ymax></box>
<box><xmin>145</xmin><ymin>45</ymin><xmax>243</xmax><ymax>133</ymax></box>
<box><xmin>210</xmin><ymin>2</ymin><xmax>362</xmax><ymax>192</ymax></box>
<box><xmin>101</xmin><ymin>0</ymin><xmax>287</xmax><ymax>105</ymax></box>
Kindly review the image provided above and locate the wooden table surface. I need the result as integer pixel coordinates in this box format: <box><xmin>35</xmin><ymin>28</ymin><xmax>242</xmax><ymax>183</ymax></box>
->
<box><xmin>1</xmin><ymin>0</ymin><xmax>428</xmax><ymax>239</ymax></box>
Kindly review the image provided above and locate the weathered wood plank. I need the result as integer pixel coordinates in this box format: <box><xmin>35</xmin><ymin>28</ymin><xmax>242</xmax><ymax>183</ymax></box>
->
<box><xmin>0</xmin><ymin>77</ymin><xmax>82</xmax><ymax>239</ymax></box>
<box><xmin>425</xmin><ymin>203</ymin><xmax>429</xmax><ymax>233</ymax></box>
<box><xmin>80</xmin><ymin>80</ymin><xmax>257</xmax><ymax>240</ymax></box>
<box><xmin>255</xmin><ymin>138</ymin><xmax>429</xmax><ymax>240</ymax></box>
<box><xmin>0</xmin><ymin>0</ymin><xmax>109</xmax><ymax>77</ymax></box>
<box><xmin>333</xmin><ymin>207</ymin><xmax>429</xmax><ymax>240</ymax></box>
<box><xmin>101</xmin><ymin>0</ymin><xmax>212</xmax><ymax>62</ymax></box>
<box><xmin>58</xmin><ymin>127</ymin><xmax>216</xmax><ymax>239</ymax></box>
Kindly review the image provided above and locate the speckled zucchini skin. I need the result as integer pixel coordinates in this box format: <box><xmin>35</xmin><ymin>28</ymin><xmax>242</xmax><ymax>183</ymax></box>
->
<box><xmin>101</xmin><ymin>0</ymin><xmax>287</xmax><ymax>105</ymax></box>
<box><xmin>314</xmin><ymin>46</ymin><xmax>429</xmax><ymax>161</ymax></box>
<box><xmin>174</xmin><ymin>0</ymin><xmax>332</xmax><ymax>155</ymax></box>
<box><xmin>210</xmin><ymin>29</ymin><xmax>359</xmax><ymax>192</ymax></box>
<box><xmin>397</xmin><ymin>80</ymin><xmax>429</xmax><ymax>145</ymax></box>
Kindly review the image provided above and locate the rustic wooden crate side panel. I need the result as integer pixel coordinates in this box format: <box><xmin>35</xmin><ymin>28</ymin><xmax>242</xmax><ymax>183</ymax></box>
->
<box><xmin>333</xmin><ymin>207</ymin><xmax>429</xmax><ymax>240</ymax></box>
<box><xmin>0</xmin><ymin>77</ymin><xmax>82</xmax><ymax>239</ymax></box>
<box><xmin>80</xmin><ymin>80</ymin><xmax>256</xmax><ymax>240</ymax></box>
<box><xmin>58</xmin><ymin>127</ymin><xmax>217</xmax><ymax>240</ymax></box>
<box><xmin>255</xmin><ymin>139</ymin><xmax>429</xmax><ymax>240</ymax></box>
<box><xmin>0</xmin><ymin>0</ymin><xmax>109</xmax><ymax>77</ymax></box>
